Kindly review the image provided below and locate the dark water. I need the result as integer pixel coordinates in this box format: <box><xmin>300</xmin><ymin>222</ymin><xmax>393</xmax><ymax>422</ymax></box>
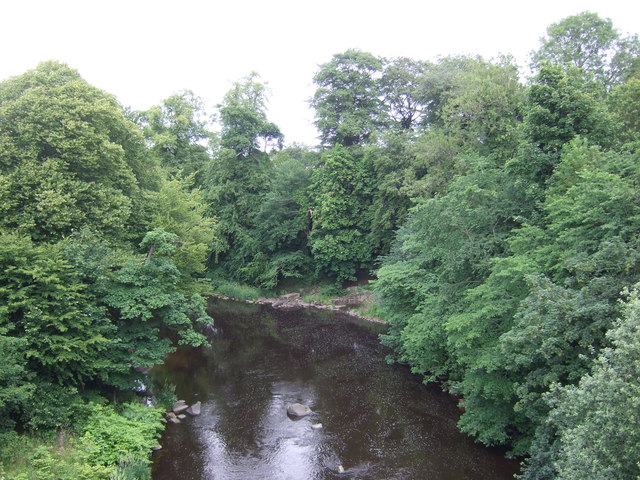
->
<box><xmin>151</xmin><ymin>300</ymin><xmax>519</xmax><ymax>480</ymax></box>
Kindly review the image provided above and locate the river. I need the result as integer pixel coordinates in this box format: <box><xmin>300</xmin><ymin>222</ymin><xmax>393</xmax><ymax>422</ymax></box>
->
<box><xmin>151</xmin><ymin>299</ymin><xmax>519</xmax><ymax>479</ymax></box>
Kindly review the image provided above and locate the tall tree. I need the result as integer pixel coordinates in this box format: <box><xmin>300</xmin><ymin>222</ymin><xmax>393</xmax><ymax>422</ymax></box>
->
<box><xmin>141</xmin><ymin>90</ymin><xmax>212</xmax><ymax>186</ymax></box>
<box><xmin>380</xmin><ymin>57</ymin><xmax>430</xmax><ymax>131</ymax></box>
<box><xmin>0</xmin><ymin>61</ymin><xmax>157</xmax><ymax>243</ymax></box>
<box><xmin>204</xmin><ymin>74</ymin><xmax>283</xmax><ymax>281</ymax></box>
<box><xmin>312</xmin><ymin>49</ymin><xmax>385</xmax><ymax>146</ymax></box>
<box><xmin>309</xmin><ymin>145</ymin><xmax>375</xmax><ymax>282</ymax></box>
<box><xmin>531</xmin><ymin>11</ymin><xmax>640</xmax><ymax>88</ymax></box>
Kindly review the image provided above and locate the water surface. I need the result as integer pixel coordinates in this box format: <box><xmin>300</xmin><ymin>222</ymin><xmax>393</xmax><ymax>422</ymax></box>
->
<box><xmin>151</xmin><ymin>299</ymin><xmax>519</xmax><ymax>479</ymax></box>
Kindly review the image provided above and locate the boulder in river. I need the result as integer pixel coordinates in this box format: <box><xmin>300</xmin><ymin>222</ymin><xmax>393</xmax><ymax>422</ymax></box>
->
<box><xmin>287</xmin><ymin>403</ymin><xmax>312</xmax><ymax>417</ymax></box>
<box><xmin>186</xmin><ymin>401</ymin><xmax>202</xmax><ymax>416</ymax></box>
<box><xmin>173</xmin><ymin>400</ymin><xmax>189</xmax><ymax>414</ymax></box>
<box><xmin>166</xmin><ymin>412</ymin><xmax>180</xmax><ymax>424</ymax></box>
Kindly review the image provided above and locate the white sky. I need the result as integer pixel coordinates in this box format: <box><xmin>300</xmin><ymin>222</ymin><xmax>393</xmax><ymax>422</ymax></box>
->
<box><xmin>2</xmin><ymin>0</ymin><xmax>639</xmax><ymax>146</ymax></box>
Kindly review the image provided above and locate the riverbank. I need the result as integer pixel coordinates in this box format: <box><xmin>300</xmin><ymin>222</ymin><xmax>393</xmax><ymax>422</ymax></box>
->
<box><xmin>208</xmin><ymin>288</ymin><xmax>387</xmax><ymax>325</ymax></box>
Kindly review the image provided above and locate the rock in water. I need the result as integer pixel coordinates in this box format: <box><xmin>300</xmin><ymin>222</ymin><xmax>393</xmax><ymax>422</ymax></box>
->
<box><xmin>186</xmin><ymin>401</ymin><xmax>202</xmax><ymax>416</ymax></box>
<box><xmin>287</xmin><ymin>403</ymin><xmax>312</xmax><ymax>417</ymax></box>
<box><xmin>173</xmin><ymin>400</ymin><xmax>189</xmax><ymax>414</ymax></box>
<box><xmin>166</xmin><ymin>412</ymin><xmax>180</xmax><ymax>424</ymax></box>
<box><xmin>311</xmin><ymin>423</ymin><xmax>323</xmax><ymax>430</ymax></box>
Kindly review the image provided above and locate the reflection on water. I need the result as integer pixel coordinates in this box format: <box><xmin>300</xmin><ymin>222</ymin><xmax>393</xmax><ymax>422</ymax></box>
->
<box><xmin>151</xmin><ymin>299</ymin><xmax>519</xmax><ymax>479</ymax></box>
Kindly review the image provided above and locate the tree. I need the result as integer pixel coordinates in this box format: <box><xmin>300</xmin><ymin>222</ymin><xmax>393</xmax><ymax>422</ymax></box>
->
<box><xmin>309</xmin><ymin>145</ymin><xmax>375</xmax><ymax>281</ymax></box>
<box><xmin>312</xmin><ymin>49</ymin><xmax>385</xmax><ymax>146</ymax></box>
<box><xmin>380</xmin><ymin>57</ymin><xmax>430</xmax><ymax>131</ymax></box>
<box><xmin>521</xmin><ymin>287</ymin><xmax>640</xmax><ymax>479</ymax></box>
<box><xmin>608</xmin><ymin>75</ymin><xmax>640</xmax><ymax>145</ymax></box>
<box><xmin>531</xmin><ymin>11</ymin><xmax>640</xmax><ymax>88</ymax></box>
<box><xmin>147</xmin><ymin>176</ymin><xmax>220</xmax><ymax>282</ymax></box>
<box><xmin>436</xmin><ymin>56</ymin><xmax>524</xmax><ymax>160</ymax></box>
<box><xmin>0</xmin><ymin>61</ymin><xmax>157</xmax><ymax>243</ymax></box>
<box><xmin>141</xmin><ymin>90</ymin><xmax>212</xmax><ymax>186</ymax></box>
<box><xmin>218</xmin><ymin>72</ymin><xmax>283</xmax><ymax>155</ymax></box>
<box><xmin>204</xmin><ymin>74</ymin><xmax>283</xmax><ymax>282</ymax></box>
<box><xmin>376</xmin><ymin>163</ymin><xmax>533</xmax><ymax>396</ymax></box>
<box><xmin>523</xmin><ymin>63</ymin><xmax>614</xmax><ymax>181</ymax></box>
<box><xmin>249</xmin><ymin>147</ymin><xmax>317</xmax><ymax>287</ymax></box>
<box><xmin>0</xmin><ymin>234</ymin><xmax>114</xmax><ymax>387</ymax></box>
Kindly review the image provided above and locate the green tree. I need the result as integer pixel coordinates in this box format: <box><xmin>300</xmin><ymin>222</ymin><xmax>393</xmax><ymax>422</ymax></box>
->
<box><xmin>249</xmin><ymin>147</ymin><xmax>317</xmax><ymax>287</ymax></box>
<box><xmin>608</xmin><ymin>75</ymin><xmax>640</xmax><ymax>145</ymax></box>
<box><xmin>376</xmin><ymin>162</ymin><xmax>533</xmax><ymax>391</ymax></box>
<box><xmin>312</xmin><ymin>49</ymin><xmax>385</xmax><ymax>146</ymax></box>
<box><xmin>0</xmin><ymin>61</ymin><xmax>157</xmax><ymax>243</ymax></box>
<box><xmin>204</xmin><ymin>75</ymin><xmax>282</xmax><ymax>281</ymax></box>
<box><xmin>380</xmin><ymin>57</ymin><xmax>430</xmax><ymax>131</ymax></box>
<box><xmin>522</xmin><ymin>287</ymin><xmax>640</xmax><ymax>479</ymax></box>
<box><xmin>437</xmin><ymin>56</ymin><xmax>524</xmax><ymax>160</ymax></box>
<box><xmin>218</xmin><ymin>72</ymin><xmax>283</xmax><ymax>154</ymax></box>
<box><xmin>522</xmin><ymin>63</ymin><xmax>614</xmax><ymax>181</ymax></box>
<box><xmin>141</xmin><ymin>90</ymin><xmax>212</xmax><ymax>186</ymax></box>
<box><xmin>0</xmin><ymin>233</ymin><xmax>113</xmax><ymax>386</ymax></box>
<box><xmin>531</xmin><ymin>11</ymin><xmax>640</xmax><ymax>88</ymax></box>
<box><xmin>147</xmin><ymin>176</ymin><xmax>220</xmax><ymax>282</ymax></box>
<box><xmin>309</xmin><ymin>145</ymin><xmax>375</xmax><ymax>282</ymax></box>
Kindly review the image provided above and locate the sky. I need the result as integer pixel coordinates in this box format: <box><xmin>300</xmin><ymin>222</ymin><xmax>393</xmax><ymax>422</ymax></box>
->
<box><xmin>2</xmin><ymin>0</ymin><xmax>639</xmax><ymax>146</ymax></box>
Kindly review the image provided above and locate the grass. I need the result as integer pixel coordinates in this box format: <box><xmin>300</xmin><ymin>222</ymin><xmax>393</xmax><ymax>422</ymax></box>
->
<box><xmin>211</xmin><ymin>280</ymin><xmax>265</xmax><ymax>301</ymax></box>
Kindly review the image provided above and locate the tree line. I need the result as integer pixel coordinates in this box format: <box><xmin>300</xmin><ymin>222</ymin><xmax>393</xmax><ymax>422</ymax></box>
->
<box><xmin>0</xmin><ymin>11</ymin><xmax>639</xmax><ymax>479</ymax></box>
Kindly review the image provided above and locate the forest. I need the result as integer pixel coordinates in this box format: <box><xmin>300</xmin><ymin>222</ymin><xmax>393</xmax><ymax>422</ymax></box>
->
<box><xmin>1</xmin><ymin>11</ymin><xmax>639</xmax><ymax>479</ymax></box>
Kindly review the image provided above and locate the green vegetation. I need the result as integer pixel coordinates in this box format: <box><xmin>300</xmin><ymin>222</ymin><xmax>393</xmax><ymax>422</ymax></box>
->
<box><xmin>1</xmin><ymin>10</ymin><xmax>639</xmax><ymax>479</ymax></box>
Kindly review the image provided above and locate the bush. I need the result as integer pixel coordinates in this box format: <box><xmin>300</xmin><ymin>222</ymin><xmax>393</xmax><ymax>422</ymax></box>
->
<box><xmin>82</xmin><ymin>402</ymin><xmax>163</xmax><ymax>467</ymax></box>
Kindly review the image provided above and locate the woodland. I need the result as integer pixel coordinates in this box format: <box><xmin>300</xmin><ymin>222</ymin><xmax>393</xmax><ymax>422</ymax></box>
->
<box><xmin>1</xmin><ymin>11</ymin><xmax>639</xmax><ymax>479</ymax></box>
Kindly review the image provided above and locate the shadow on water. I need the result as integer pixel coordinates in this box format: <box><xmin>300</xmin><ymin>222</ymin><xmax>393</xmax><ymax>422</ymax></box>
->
<box><xmin>151</xmin><ymin>299</ymin><xmax>520</xmax><ymax>480</ymax></box>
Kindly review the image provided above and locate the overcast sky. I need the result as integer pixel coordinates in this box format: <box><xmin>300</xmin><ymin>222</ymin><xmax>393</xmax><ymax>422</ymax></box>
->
<box><xmin>2</xmin><ymin>0</ymin><xmax>639</xmax><ymax>146</ymax></box>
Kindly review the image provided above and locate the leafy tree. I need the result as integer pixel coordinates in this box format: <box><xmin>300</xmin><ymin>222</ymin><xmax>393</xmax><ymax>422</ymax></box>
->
<box><xmin>448</xmin><ymin>140</ymin><xmax>640</xmax><ymax>453</ymax></box>
<box><xmin>309</xmin><ymin>145</ymin><xmax>375</xmax><ymax>281</ymax></box>
<box><xmin>366</xmin><ymin>135</ymin><xmax>416</xmax><ymax>255</ymax></box>
<box><xmin>0</xmin><ymin>331</ymin><xmax>33</xmax><ymax>430</ymax></box>
<box><xmin>147</xmin><ymin>176</ymin><xmax>220</xmax><ymax>282</ymax></box>
<box><xmin>141</xmin><ymin>90</ymin><xmax>212</xmax><ymax>185</ymax></box>
<box><xmin>376</xmin><ymin>162</ymin><xmax>533</xmax><ymax>389</ymax></box>
<box><xmin>0</xmin><ymin>233</ymin><xmax>114</xmax><ymax>386</ymax></box>
<box><xmin>437</xmin><ymin>56</ymin><xmax>524</xmax><ymax>160</ymax></box>
<box><xmin>249</xmin><ymin>147</ymin><xmax>317</xmax><ymax>287</ymax></box>
<box><xmin>522</xmin><ymin>287</ymin><xmax>640</xmax><ymax>479</ymax></box>
<box><xmin>0</xmin><ymin>61</ymin><xmax>157</xmax><ymax>243</ymax></box>
<box><xmin>380</xmin><ymin>57</ymin><xmax>430</xmax><ymax>131</ymax></box>
<box><xmin>204</xmin><ymin>75</ymin><xmax>283</xmax><ymax>282</ymax></box>
<box><xmin>218</xmin><ymin>72</ymin><xmax>283</xmax><ymax>154</ymax></box>
<box><xmin>523</xmin><ymin>64</ymin><xmax>614</xmax><ymax>180</ymax></box>
<box><xmin>100</xmin><ymin>230</ymin><xmax>209</xmax><ymax>388</ymax></box>
<box><xmin>608</xmin><ymin>75</ymin><xmax>640</xmax><ymax>145</ymax></box>
<box><xmin>531</xmin><ymin>11</ymin><xmax>640</xmax><ymax>88</ymax></box>
<box><xmin>312</xmin><ymin>49</ymin><xmax>385</xmax><ymax>146</ymax></box>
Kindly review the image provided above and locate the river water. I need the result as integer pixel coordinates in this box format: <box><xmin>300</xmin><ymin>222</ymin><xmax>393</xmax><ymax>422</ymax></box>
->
<box><xmin>151</xmin><ymin>299</ymin><xmax>519</xmax><ymax>479</ymax></box>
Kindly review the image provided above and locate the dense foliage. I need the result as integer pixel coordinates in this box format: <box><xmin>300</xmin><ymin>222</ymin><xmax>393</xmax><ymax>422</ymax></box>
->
<box><xmin>1</xmin><ymin>11</ymin><xmax>639</xmax><ymax>479</ymax></box>
<box><xmin>0</xmin><ymin>62</ymin><xmax>214</xmax><ymax>477</ymax></box>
